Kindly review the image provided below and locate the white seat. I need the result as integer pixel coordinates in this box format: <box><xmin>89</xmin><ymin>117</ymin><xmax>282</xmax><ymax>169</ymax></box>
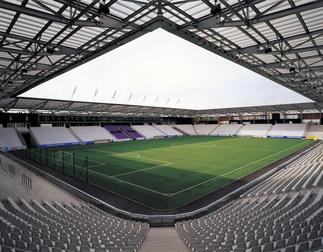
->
<box><xmin>131</xmin><ymin>125</ymin><xmax>165</xmax><ymax>139</ymax></box>
<box><xmin>30</xmin><ymin>127</ymin><xmax>80</xmax><ymax>147</ymax></box>
<box><xmin>209</xmin><ymin>124</ymin><xmax>242</xmax><ymax>136</ymax></box>
<box><xmin>267</xmin><ymin>124</ymin><xmax>307</xmax><ymax>138</ymax></box>
<box><xmin>70</xmin><ymin>126</ymin><xmax>116</xmax><ymax>143</ymax></box>
<box><xmin>0</xmin><ymin>128</ymin><xmax>25</xmax><ymax>151</ymax></box>
<box><xmin>237</xmin><ymin>124</ymin><xmax>272</xmax><ymax>138</ymax></box>
<box><xmin>173</xmin><ymin>125</ymin><xmax>197</xmax><ymax>135</ymax></box>
<box><xmin>153</xmin><ymin>125</ymin><xmax>183</xmax><ymax>136</ymax></box>
<box><xmin>194</xmin><ymin>124</ymin><xmax>218</xmax><ymax>135</ymax></box>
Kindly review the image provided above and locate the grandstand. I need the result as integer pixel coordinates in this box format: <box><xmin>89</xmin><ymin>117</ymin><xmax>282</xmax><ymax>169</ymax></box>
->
<box><xmin>104</xmin><ymin>125</ymin><xmax>131</xmax><ymax>141</ymax></box>
<box><xmin>30</xmin><ymin>127</ymin><xmax>80</xmax><ymax>148</ymax></box>
<box><xmin>131</xmin><ymin>125</ymin><xmax>166</xmax><ymax>139</ymax></box>
<box><xmin>174</xmin><ymin>125</ymin><xmax>197</xmax><ymax>136</ymax></box>
<box><xmin>1</xmin><ymin>0</ymin><xmax>323</xmax><ymax>251</ymax></box>
<box><xmin>194</xmin><ymin>124</ymin><xmax>218</xmax><ymax>136</ymax></box>
<box><xmin>118</xmin><ymin>125</ymin><xmax>144</xmax><ymax>140</ymax></box>
<box><xmin>153</xmin><ymin>125</ymin><xmax>183</xmax><ymax>137</ymax></box>
<box><xmin>176</xmin><ymin>144</ymin><xmax>323</xmax><ymax>252</ymax></box>
<box><xmin>237</xmin><ymin>124</ymin><xmax>272</xmax><ymax>138</ymax></box>
<box><xmin>306</xmin><ymin>125</ymin><xmax>323</xmax><ymax>140</ymax></box>
<box><xmin>70</xmin><ymin>126</ymin><xmax>116</xmax><ymax>144</ymax></box>
<box><xmin>267</xmin><ymin>124</ymin><xmax>308</xmax><ymax>139</ymax></box>
<box><xmin>210</xmin><ymin>124</ymin><xmax>243</xmax><ymax>136</ymax></box>
<box><xmin>0</xmin><ymin>128</ymin><xmax>25</xmax><ymax>152</ymax></box>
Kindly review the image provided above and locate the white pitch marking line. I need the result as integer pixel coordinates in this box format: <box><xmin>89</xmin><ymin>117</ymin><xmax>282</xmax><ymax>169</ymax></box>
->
<box><xmin>60</xmin><ymin>150</ymin><xmax>106</xmax><ymax>167</ymax></box>
<box><xmin>31</xmin><ymin>150</ymin><xmax>169</xmax><ymax>195</ymax></box>
<box><xmin>39</xmin><ymin>140</ymin><xmax>308</xmax><ymax>198</ymax></box>
<box><xmin>112</xmin><ymin>162</ymin><xmax>174</xmax><ymax>178</ymax></box>
<box><xmin>166</xmin><ymin>141</ymin><xmax>309</xmax><ymax>196</ymax></box>
<box><xmin>88</xmin><ymin>149</ymin><xmax>168</xmax><ymax>164</ymax></box>
<box><xmin>84</xmin><ymin>167</ymin><xmax>170</xmax><ymax>196</ymax></box>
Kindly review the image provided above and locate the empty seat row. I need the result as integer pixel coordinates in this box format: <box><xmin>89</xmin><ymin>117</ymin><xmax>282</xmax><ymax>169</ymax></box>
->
<box><xmin>246</xmin><ymin>144</ymin><xmax>323</xmax><ymax>197</ymax></box>
<box><xmin>0</xmin><ymin>198</ymin><xmax>149</xmax><ymax>252</ymax></box>
<box><xmin>176</xmin><ymin>144</ymin><xmax>323</xmax><ymax>252</ymax></box>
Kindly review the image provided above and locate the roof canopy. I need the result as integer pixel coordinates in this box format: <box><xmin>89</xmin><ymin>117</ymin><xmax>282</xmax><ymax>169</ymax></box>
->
<box><xmin>1</xmin><ymin>96</ymin><xmax>323</xmax><ymax>116</ymax></box>
<box><xmin>0</xmin><ymin>0</ymin><xmax>323</xmax><ymax>104</ymax></box>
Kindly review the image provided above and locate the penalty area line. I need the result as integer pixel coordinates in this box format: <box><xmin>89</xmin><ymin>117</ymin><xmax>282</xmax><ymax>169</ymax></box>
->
<box><xmin>88</xmin><ymin>148</ymin><xmax>169</xmax><ymax>164</ymax></box>
<box><xmin>112</xmin><ymin>162</ymin><xmax>174</xmax><ymax>178</ymax></box>
<box><xmin>83</xmin><ymin>167</ymin><xmax>171</xmax><ymax>196</ymax></box>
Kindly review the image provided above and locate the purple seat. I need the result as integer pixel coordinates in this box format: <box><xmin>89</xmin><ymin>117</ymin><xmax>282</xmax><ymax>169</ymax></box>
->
<box><xmin>104</xmin><ymin>125</ymin><xmax>143</xmax><ymax>140</ymax></box>
<box><xmin>118</xmin><ymin>125</ymin><xmax>143</xmax><ymax>139</ymax></box>
<box><xmin>104</xmin><ymin>125</ymin><xmax>130</xmax><ymax>140</ymax></box>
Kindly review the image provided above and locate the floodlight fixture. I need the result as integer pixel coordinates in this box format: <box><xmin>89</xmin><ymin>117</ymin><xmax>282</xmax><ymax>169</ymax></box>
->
<box><xmin>289</xmin><ymin>67</ymin><xmax>296</xmax><ymax>73</ymax></box>
<box><xmin>211</xmin><ymin>5</ymin><xmax>221</xmax><ymax>15</ymax></box>
<box><xmin>263</xmin><ymin>47</ymin><xmax>273</xmax><ymax>54</ymax></box>
<box><xmin>99</xmin><ymin>0</ymin><xmax>110</xmax><ymax>15</ymax></box>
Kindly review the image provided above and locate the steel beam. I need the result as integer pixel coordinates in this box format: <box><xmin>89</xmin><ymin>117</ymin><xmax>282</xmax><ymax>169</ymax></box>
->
<box><xmin>0</xmin><ymin>1</ymin><xmax>123</xmax><ymax>28</ymax></box>
<box><xmin>191</xmin><ymin>0</ymin><xmax>323</xmax><ymax>28</ymax></box>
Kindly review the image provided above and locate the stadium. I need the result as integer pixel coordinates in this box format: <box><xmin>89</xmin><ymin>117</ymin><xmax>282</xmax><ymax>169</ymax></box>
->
<box><xmin>0</xmin><ymin>0</ymin><xmax>323</xmax><ymax>251</ymax></box>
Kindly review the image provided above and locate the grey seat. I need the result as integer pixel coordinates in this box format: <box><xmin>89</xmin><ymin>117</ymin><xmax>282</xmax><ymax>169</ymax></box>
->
<box><xmin>67</xmin><ymin>244</ymin><xmax>78</xmax><ymax>251</ymax></box>
<box><xmin>54</xmin><ymin>241</ymin><xmax>65</xmax><ymax>249</ymax></box>
<box><xmin>80</xmin><ymin>246</ymin><xmax>91</xmax><ymax>252</ymax></box>
<box><xmin>39</xmin><ymin>245</ymin><xmax>50</xmax><ymax>252</ymax></box>
<box><xmin>15</xmin><ymin>241</ymin><xmax>26</xmax><ymax>250</ymax></box>
<box><xmin>298</xmin><ymin>234</ymin><xmax>308</xmax><ymax>243</ymax></box>
<box><xmin>1</xmin><ymin>246</ymin><xmax>12</xmax><ymax>252</ymax></box>
<box><xmin>236</xmin><ymin>243</ymin><xmax>246</xmax><ymax>249</ymax></box>
<box><xmin>287</xmin><ymin>236</ymin><xmax>297</xmax><ymax>246</ymax></box>
<box><xmin>4</xmin><ymin>238</ymin><xmax>14</xmax><ymax>247</ymax></box>
<box><xmin>297</xmin><ymin>241</ymin><xmax>309</xmax><ymax>252</ymax></box>
<box><xmin>27</xmin><ymin>242</ymin><xmax>38</xmax><ymax>252</ymax></box>
<box><xmin>14</xmin><ymin>249</ymin><xmax>25</xmax><ymax>252</ymax></box>
<box><xmin>275</xmin><ymin>239</ymin><xmax>286</xmax><ymax>249</ymax></box>
<box><xmin>310</xmin><ymin>238</ymin><xmax>322</xmax><ymax>250</ymax></box>
<box><xmin>309</xmin><ymin>231</ymin><xmax>318</xmax><ymax>239</ymax></box>
<box><xmin>285</xmin><ymin>246</ymin><xmax>296</xmax><ymax>252</ymax></box>
<box><xmin>250</xmin><ymin>245</ymin><xmax>261</xmax><ymax>252</ymax></box>
<box><xmin>263</xmin><ymin>242</ymin><xmax>274</xmax><ymax>252</ymax></box>
<box><xmin>233</xmin><ymin>249</ymin><xmax>245</xmax><ymax>252</ymax></box>
<box><xmin>51</xmin><ymin>248</ymin><xmax>62</xmax><ymax>252</ymax></box>
<box><xmin>248</xmin><ymin>240</ymin><xmax>258</xmax><ymax>248</ymax></box>
<box><xmin>260</xmin><ymin>237</ymin><xmax>270</xmax><ymax>245</ymax></box>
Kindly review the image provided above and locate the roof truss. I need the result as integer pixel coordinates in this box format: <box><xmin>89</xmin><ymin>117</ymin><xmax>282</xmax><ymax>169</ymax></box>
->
<box><xmin>0</xmin><ymin>0</ymin><xmax>322</xmax><ymax>105</ymax></box>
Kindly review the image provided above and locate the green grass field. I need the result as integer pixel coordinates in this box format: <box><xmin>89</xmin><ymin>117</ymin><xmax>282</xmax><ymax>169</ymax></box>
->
<box><xmin>29</xmin><ymin>136</ymin><xmax>311</xmax><ymax>210</ymax></box>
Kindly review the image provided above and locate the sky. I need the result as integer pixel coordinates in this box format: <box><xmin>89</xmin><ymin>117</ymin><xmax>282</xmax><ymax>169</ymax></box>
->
<box><xmin>22</xmin><ymin>28</ymin><xmax>312</xmax><ymax>109</ymax></box>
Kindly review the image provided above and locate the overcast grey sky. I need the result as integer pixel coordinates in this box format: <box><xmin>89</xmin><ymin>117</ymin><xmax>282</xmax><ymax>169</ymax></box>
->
<box><xmin>22</xmin><ymin>28</ymin><xmax>311</xmax><ymax>109</ymax></box>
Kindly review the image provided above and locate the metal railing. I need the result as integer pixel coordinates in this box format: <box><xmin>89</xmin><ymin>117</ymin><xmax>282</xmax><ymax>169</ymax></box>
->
<box><xmin>18</xmin><ymin>142</ymin><xmax>320</xmax><ymax>225</ymax></box>
<box><xmin>22</xmin><ymin>147</ymin><xmax>89</xmax><ymax>183</ymax></box>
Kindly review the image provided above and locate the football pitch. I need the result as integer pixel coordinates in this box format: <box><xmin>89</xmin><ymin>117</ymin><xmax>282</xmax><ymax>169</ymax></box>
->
<box><xmin>31</xmin><ymin>136</ymin><xmax>311</xmax><ymax>210</ymax></box>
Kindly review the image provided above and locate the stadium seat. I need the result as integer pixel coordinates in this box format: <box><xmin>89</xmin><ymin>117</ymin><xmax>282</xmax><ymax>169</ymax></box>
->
<box><xmin>173</xmin><ymin>124</ymin><xmax>197</xmax><ymax>135</ymax></box>
<box><xmin>237</xmin><ymin>124</ymin><xmax>272</xmax><ymax>138</ymax></box>
<box><xmin>30</xmin><ymin>127</ymin><xmax>80</xmax><ymax>148</ymax></box>
<box><xmin>153</xmin><ymin>124</ymin><xmax>183</xmax><ymax>137</ymax></box>
<box><xmin>0</xmin><ymin>198</ymin><xmax>149</xmax><ymax>252</ymax></box>
<box><xmin>194</xmin><ymin>124</ymin><xmax>218</xmax><ymax>135</ymax></box>
<box><xmin>209</xmin><ymin>124</ymin><xmax>242</xmax><ymax>136</ymax></box>
<box><xmin>267</xmin><ymin>124</ymin><xmax>307</xmax><ymax>138</ymax></box>
<box><xmin>0</xmin><ymin>128</ymin><xmax>26</xmax><ymax>152</ymax></box>
<box><xmin>175</xmin><ymin>143</ymin><xmax>323</xmax><ymax>252</ymax></box>
<box><xmin>70</xmin><ymin>126</ymin><xmax>116</xmax><ymax>143</ymax></box>
<box><xmin>131</xmin><ymin>125</ymin><xmax>166</xmax><ymax>139</ymax></box>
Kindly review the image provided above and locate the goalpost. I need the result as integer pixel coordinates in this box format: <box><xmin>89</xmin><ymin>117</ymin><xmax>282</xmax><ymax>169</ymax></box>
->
<box><xmin>55</xmin><ymin>151</ymin><xmax>88</xmax><ymax>181</ymax></box>
<box><xmin>55</xmin><ymin>151</ymin><xmax>74</xmax><ymax>165</ymax></box>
